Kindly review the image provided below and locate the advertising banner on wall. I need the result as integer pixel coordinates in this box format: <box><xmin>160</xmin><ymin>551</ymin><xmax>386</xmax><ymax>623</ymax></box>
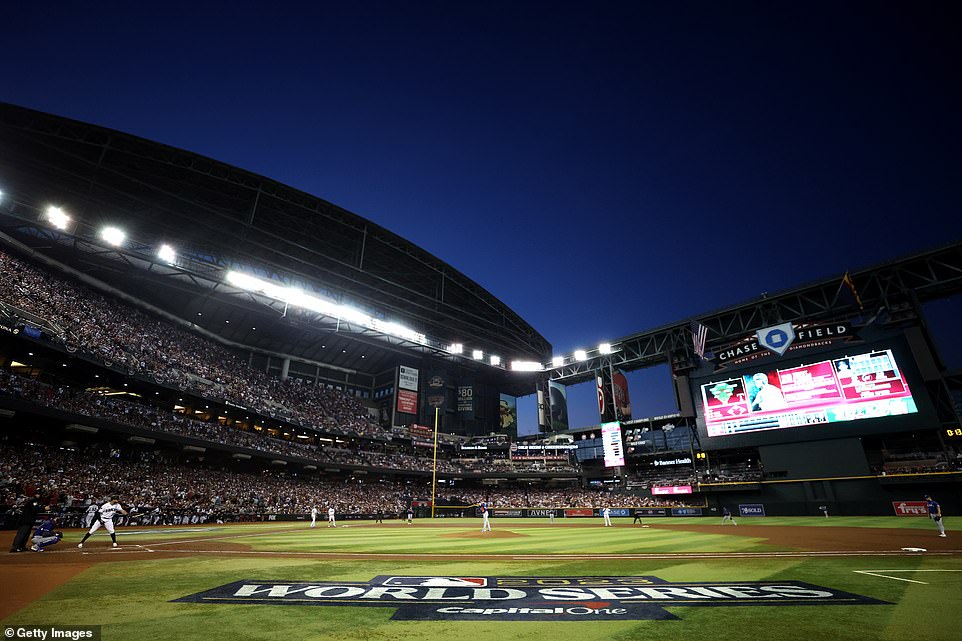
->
<box><xmin>548</xmin><ymin>381</ymin><xmax>569</xmax><ymax>432</ymax></box>
<box><xmin>426</xmin><ymin>371</ymin><xmax>446</xmax><ymax>409</ymax></box>
<box><xmin>399</xmin><ymin>366</ymin><xmax>419</xmax><ymax>391</ymax></box>
<box><xmin>499</xmin><ymin>394</ymin><xmax>518</xmax><ymax>439</ymax></box>
<box><xmin>738</xmin><ymin>504</ymin><xmax>766</xmax><ymax>517</ymax></box>
<box><xmin>457</xmin><ymin>382</ymin><xmax>475</xmax><ymax>419</ymax></box>
<box><xmin>396</xmin><ymin>390</ymin><xmax>418</xmax><ymax>415</ymax></box>
<box><xmin>892</xmin><ymin>501</ymin><xmax>929</xmax><ymax>516</ymax></box>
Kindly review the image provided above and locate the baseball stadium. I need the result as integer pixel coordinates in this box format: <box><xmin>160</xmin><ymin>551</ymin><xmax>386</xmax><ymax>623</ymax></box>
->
<box><xmin>1</xmin><ymin>103</ymin><xmax>960</xmax><ymax>641</ymax></box>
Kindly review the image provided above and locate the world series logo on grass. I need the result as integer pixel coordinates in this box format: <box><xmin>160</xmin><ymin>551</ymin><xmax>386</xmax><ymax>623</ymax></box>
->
<box><xmin>174</xmin><ymin>575</ymin><xmax>889</xmax><ymax>621</ymax></box>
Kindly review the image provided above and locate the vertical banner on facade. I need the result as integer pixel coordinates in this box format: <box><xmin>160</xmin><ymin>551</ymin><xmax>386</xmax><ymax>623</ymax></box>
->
<box><xmin>399</xmin><ymin>366</ymin><xmax>419</xmax><ymax>391</ymax></box>
<box><xmin>457</xmin><ymin>381</ymin><xmax>475</xmax><ymax>419</ymax></box>
<box><xmin>499</xmin><ymin>393</ymin><xmax>518</xmax><ymax>439</ymax></box>
<box><xmin>397</xmin><ymin>366</ymin><xmax>419</xmax><ymax>416</ymax></box>
<box><xmin>549</xmin><ymin>380</ymin><xmax>569</xmax><ymax>432</ymax></box>
<box><xmin>596</xmin><ymin>372</ymin><xmax>614</xmax><ymax>423</ymax></box>
<box><xmin>426</xmin><ymin>370</ymin><xmax>446</xmax><ymax>409</ymax></box>
<box><xmin>601</xmin><ymin>421</ymin><xmax>625</xmax><ymax>468</ymax></box>
<box><xmin>613</xmin><ymin>369</ymin><xmax>632</xmax><ymax>422</ymax></box>
<box><xmin>537</xmin><ymin>389</ymin><xmax>548</xmax><ymax>430</ymax></box>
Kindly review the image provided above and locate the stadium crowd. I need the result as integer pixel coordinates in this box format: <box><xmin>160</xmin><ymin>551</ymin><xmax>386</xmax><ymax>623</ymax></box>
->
<box><xmin>0</xmin><ymin>371</ymin><xmax>575</xmax><ymax>475</ymax></box>
<box><xmin>0</xmin><ymin>250</ymin><xmax>379</xmax><ymax>438</ymax></box>
<box><xmin>1</xmin><ymin>439</ymin><xmax>675</xmax><ymax>527</ymax></box>
<box><xmin>0</xmin><ymin>441</ymin><xmax>422</xmax><ymax>526</ymax></box>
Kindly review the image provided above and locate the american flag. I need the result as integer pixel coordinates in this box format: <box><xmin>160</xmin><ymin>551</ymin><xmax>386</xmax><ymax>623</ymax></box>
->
<box><xmin>690</xmin><ymin>320</ymin><xmax>708</xmax><ymax>359</ymax></box>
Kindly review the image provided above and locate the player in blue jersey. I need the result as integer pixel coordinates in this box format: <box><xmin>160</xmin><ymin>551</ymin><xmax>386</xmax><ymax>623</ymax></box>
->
<box><xmin>925</xmin><ymin>495</ymin><xmax>947</xmax><ymax>537</ymax></box>
<box><xmin>30</xmin><ymin>519</ymin><xmax>63</xmax><ymax>552</ymax></box>
<box><xmin>480</xmin><ymin>499</ymin><xmax>491</xmax><ymax>532</ymax></box>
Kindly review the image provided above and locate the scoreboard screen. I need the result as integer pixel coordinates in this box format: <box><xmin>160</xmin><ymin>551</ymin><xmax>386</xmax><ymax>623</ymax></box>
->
<box><xmin>701</xmin><ymin>348</ymin><xmax>918</xmax><ymax>438</ymax></box>
<box><xmin>601</xmin><ymin>421</ymin><xmax>625</xmax><ymax>467</ymax></box>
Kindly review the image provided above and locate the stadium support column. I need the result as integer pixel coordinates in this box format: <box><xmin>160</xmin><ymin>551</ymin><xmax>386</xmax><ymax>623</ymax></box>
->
<box><xmin>280</xmin><ymin>357</ymin><xmax>290</xmax><ymax>381</ymax></box>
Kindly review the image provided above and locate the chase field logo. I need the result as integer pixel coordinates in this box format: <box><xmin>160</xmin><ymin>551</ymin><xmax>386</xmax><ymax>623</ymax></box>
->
<box><xmin>173</xmin><ymin>575</ymin><xmax>888</xmax><ymax>621</ymax></box>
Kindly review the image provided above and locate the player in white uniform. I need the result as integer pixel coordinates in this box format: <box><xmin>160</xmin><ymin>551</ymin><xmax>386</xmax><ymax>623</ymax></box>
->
<box><xmin>602</xmin><ymin>506</ymin><xmax>612</xmax><ymax>527</ymax></box>
<box><xmin>310</xmin><ymin>507</ymin><xmax>317</xmax><ymax>528</ymax></box>
<box><xmin>327</xmin><ymin>506</ymin><xmax>336</xmax><ymax>528</ymax></box>
<box><xmin>77</xmin><ymin>497</ymin><xmax>128</xmax><ymax>548</ymax></box>
<box><xmin>480</xmin><ymin>500</ymin><xmax>491</xmax><ymax>532</ymax></box>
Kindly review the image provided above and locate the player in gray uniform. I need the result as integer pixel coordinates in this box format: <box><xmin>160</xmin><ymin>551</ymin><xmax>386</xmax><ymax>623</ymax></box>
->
<box><xmin>83</xmin><ymin>503</ymin><xmax>99</xmax><ymax>529</ymax></box>
<box><xmin>310</xmin><ymin>507</ymin><xmax>317</xmax><ymax>528</ymax></box>
<box><xmin>78</xmin><ymin>497</ymin><xmax>128</xmax><ymax>548</ymax></box>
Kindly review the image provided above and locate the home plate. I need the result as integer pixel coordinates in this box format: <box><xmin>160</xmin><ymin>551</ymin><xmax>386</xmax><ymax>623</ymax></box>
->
<box><xmin>901</xmin><ymin>547</ymin><xmax>927</xmax><ymax>552</ymax></box>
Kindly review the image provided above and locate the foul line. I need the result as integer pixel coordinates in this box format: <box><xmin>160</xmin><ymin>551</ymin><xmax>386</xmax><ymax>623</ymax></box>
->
<box><xmin>853</xmin><ymin>569</ymin><xmax>962</xmax><ymax>585</ymax></box>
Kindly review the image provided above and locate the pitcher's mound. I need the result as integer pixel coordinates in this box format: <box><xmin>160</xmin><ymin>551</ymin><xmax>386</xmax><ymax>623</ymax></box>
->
<box><xmin>442</xmin><ymin>530</ymin><xmax>528</xmax><ymax>539</ymax></box>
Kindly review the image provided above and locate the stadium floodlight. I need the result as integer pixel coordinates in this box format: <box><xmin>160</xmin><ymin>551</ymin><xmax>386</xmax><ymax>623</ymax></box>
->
<box><xmin>448</xmin><ymin>343</ymin><xmax>464</xmax><ymax>355</ymax></box>
<box><xmin>100</xmin><ymin>226</ymin><xmax>126</xmax><ymax>246</ymax></box>
<box><xmin>225</xmin><ymin>270</ymin><xmax>430</xmax><ymax>346</ymax></box>
<box><xmin>489</xmin><ymin>355</ymin><xmax>502</xmax><ymax>367</ymax></box>
<box><xmin>551</xmin><ymin>356</ymin><xmax>565</xmax><ymax>367</ymax></box>
<box><xmin>157</xmin><ymin>244</ymin><xmax>176</xmax><ymax>264</ymax></box>
<box><xmin>510</xmin><ymin>360</ymin><xmax>542</xmax><ymax>371</ymax></box>
<box><xmin>472</xmin><ymin>350</ymin><xmax>484</xmax><ymax>360</ymax></box>
<box><xmin>574</xmin><ymin>349</ymin><xmax>588</xmax><ymax>361</ymax></box>
<box><xmin>598</xmin><ymin>343</ymin><xmax>612</xmax><ymax>354</ymax></box>
<box><xmin>45</xmin><ymin>206</ymin><xmax>71</xmax><ymax>230</ymax></box>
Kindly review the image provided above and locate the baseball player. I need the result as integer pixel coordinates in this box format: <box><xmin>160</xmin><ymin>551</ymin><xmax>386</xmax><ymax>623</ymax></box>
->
<box><xmin>925</xmin><ymin>495</ymin><xmax>947</xmax><ymax>537</ymax></box>
<box><xmin>30</xmin><ymin>519</ymin><xmax>63</xmax><ymax>552</ymax></box>
<box><xmin>83</xmin><ymin>502</ymin><xmax>99</xmax><ymax>529</ymax></box>
<box><xmin>722</xmin><ymin>506</ymin><xmax>737</xmax><ymax>525</ymax></box>
<box><xmin>327</xmin><ymin>506</ymin><xmax>336</xmax><ymax>528</ymax></box>
<box><xmin>77</xmin><ymin>497</ymin><xmax>128</xmax><ymax>548</ymax></box>
<box><xmin>375</xmin><ymin>508</ymin><xmax>384</xmax><ymax>524</ymax></box>
<box><xmin>632</xmin><ymin>509</ymin><xmax>644</xmax><ymax>525</ymax></box>
<box><xmin>310</xmin><ymin>507</ymin><xmax>317</xmax><ymax>528</ymax></box>
<box><xmin>406</xmin><ymin>506</ymin><xmax>414</xmax><ymax>524</ymax></box>
<box><xmin>602</xmin><ymin>506</ymin><xmax>612</xmax><ymax>527</ymax></box>
<box><xmin>480</xmin><ymin>499</ymin><xmax>491</xmax><ymax>532</ymax></box>
<box><xmin>819</xmin><ymin>505</ymin><xmax>829</xmax><ymax>518</ymax></box>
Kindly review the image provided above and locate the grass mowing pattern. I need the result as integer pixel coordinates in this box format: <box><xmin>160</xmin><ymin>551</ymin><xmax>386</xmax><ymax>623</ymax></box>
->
<box><xmin>3</xmin><ymin>518</ymin><xmax>959</xmax><ymax>641</ymax></box>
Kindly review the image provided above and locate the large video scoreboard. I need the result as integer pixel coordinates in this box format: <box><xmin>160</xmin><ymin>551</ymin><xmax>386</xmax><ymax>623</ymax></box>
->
<box><xmin>692</xmin><ymin>333</ymin><xmax>934</xmax><ymax>449</ymax></box>
<box><xmin>701</xmin><ymin>348</ymin><xmax>917</xmax><ymax>437</ymax></box>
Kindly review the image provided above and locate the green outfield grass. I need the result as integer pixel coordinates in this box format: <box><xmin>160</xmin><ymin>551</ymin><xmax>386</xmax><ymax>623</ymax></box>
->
<box><xmin>2</xmin><ymin>518</ymin><xmax>959</xmax><ymax>641</ymax></box>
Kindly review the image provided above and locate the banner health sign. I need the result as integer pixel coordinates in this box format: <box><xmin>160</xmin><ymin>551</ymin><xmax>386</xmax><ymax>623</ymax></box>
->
<box><xmin>175</xmin><ymin>575</ymin><xmax>887</xmax><ymax>621</ymax></box>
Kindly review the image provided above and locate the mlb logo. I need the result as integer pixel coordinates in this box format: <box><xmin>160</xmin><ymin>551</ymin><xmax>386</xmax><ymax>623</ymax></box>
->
<box><xmin>382</xmin><ymin>576</ymin><xmax>488</xmax><ymax>587</ymax></box>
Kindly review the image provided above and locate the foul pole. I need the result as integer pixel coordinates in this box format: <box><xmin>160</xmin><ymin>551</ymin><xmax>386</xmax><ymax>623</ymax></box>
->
<box><xmin>430</xmin><ymin>406</ymin><xmax>439</xmax><ymax>518</ymax></box>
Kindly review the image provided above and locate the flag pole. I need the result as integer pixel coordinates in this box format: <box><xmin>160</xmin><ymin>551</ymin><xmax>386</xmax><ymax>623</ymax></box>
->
<box><xmin>430</xmin><ymin>406</ymin><xmax>439</xmax><ymax>519</ymax></box>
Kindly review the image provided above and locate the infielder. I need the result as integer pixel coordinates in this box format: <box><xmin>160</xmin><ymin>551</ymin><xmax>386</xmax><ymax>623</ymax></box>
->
<box><xmin>480</xmin><ymin>499</ymin><xmax>491</xmax><ymax>532</ymax></box>
<box><xmin>722</xmin><ymin>506</ymin><xmax>737</xmax><ymax>525</ymax></box>
<box><xmin>407</xmin><ymin>506</ymin><xmax>413</xmax><ymax>524</ymax></box>
<box><xmin>327</xmin><ymin>506</ymin><xmax>336</xmax><ymax>528</ymax></box>
<box><xmin>925</xmin><ymin>494</ymin><xmax>947</xmax><ymax>537</ymax></box>
<box><xmin>78</xmin><ymin>497</ymin><xmax>128</xmax><ymax>548</ymax></box>
<box><xmin>602</xmin><ymin>506</ymin><xmax>612</xmax><ymax>527</ymax></box>
<box><xmin>310</xmin><ymin>507</ymin><xmax>317</xmax><ymax>528</ymax></box>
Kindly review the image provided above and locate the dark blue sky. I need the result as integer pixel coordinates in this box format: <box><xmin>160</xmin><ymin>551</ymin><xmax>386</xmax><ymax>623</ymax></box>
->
<box><xmin>3</xmin><ymin>2</ymin><xmax>960</xmax><ymax>429</ymax></box>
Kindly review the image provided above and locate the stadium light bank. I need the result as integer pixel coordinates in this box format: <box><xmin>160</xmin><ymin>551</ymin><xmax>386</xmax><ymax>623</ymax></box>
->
<box><xmin>19</xmin><ymin>192</ymin><xmax>618</xmax><ymax>374</ymax></box>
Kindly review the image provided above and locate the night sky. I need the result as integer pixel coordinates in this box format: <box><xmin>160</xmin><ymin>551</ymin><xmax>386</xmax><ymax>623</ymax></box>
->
<box><xmin>3</xmin><ymin>2</ymin><xmax>960</xmax><ymax>430</ymax></box>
